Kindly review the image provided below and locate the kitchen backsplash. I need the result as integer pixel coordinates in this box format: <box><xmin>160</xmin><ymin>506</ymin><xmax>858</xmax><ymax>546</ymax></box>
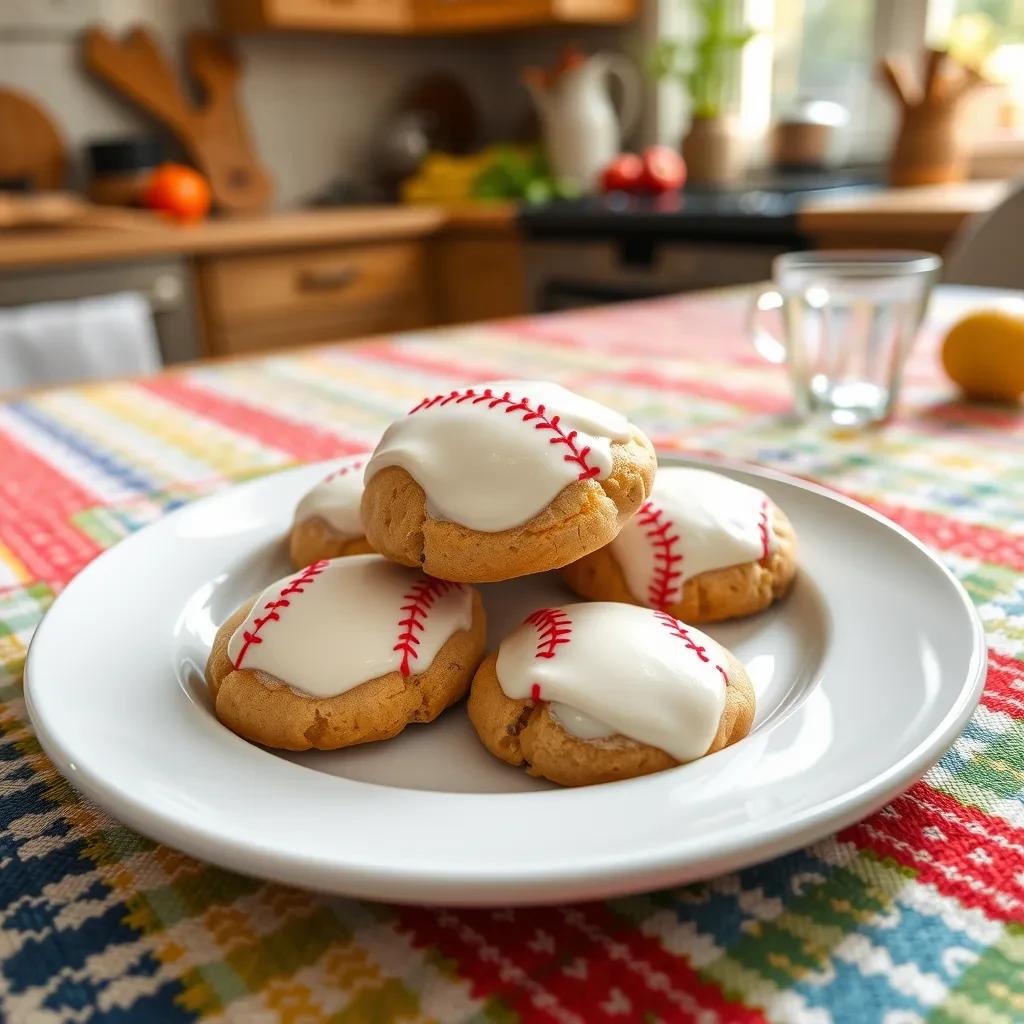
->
<box><xmin>0</xmin><ymin>0</ymin><xmax>526</xmax><ymax>206</ymax></box>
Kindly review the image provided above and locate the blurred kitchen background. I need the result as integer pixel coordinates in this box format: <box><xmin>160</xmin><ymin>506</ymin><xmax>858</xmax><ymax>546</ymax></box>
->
<box><xmin>0</xmin><ymin>0</ymin><xmax>1022</xmax><ymax>390</ymax></box>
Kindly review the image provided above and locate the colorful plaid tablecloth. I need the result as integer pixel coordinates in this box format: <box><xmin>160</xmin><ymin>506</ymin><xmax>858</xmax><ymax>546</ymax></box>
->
<box><xmin>1</xmin><ymin>287</ymin><xmax>1022</xmax><ymax>1024</ymax></box>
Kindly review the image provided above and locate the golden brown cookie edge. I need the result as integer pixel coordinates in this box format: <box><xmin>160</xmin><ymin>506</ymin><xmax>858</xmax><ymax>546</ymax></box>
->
<box><xmin>288</xmin><ymin>516</ymin><xmax>374</xmax><ymax>570</ymax></box>
<box><xmin>206</xmin><ymin>589</ymin><xmax>486</xmax><ymax>751</ymax></box>
<box><xmin>467</xmin><ymin>647</ymin><xmax>755</xmax><ymax>787</ymax></box>
<box><xmin>360</xmin><ymin>428</ymin><xmax>657</xmax><ymax>582</ymax></box>
<box><xmin>562</xmin><ymin>503</ymin><xmax>798</xmax><ymax>623</ymax></box>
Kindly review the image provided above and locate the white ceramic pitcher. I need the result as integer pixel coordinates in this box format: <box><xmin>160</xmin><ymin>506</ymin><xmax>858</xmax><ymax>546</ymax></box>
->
<box><xmin>524</xmin><ymin>53</ymin><xmax>640</xmax><ymax>192</ymax></box>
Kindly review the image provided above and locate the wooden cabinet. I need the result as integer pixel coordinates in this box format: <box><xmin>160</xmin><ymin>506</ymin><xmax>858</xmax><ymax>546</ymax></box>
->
<box><xmin>431</xmin><ymin>232</ymin><xmax>527</xmax><ymax>324</ymax></box>
<box><xmin>197</xmin><ymin>240</ymin><xmax>435</xmax><ymax>354</ymax></box>
<box><xmin>0</xmin><ymin>205</ymin><xmax>525</xmax><ymax>357</ymax></box>
<box><xmin>217</xmin><ymin>0</ymin><xmax>637</xmax><ymax>34</ymax></box>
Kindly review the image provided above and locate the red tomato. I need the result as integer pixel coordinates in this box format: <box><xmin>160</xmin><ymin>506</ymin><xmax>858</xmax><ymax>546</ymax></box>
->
<box><xmin>638</xmin><ymin>145</ymin><xmax>686</xmax><ymax>194</ymax></box>
<box><xmin>600</xmin><ymin>153</ymin><xmax>644</xmax><ymax>193</ymax></box>
<box><xmin>142</xmin><ymin>164</ymin><xmax>211</xmax><ymax>222</ymax></box>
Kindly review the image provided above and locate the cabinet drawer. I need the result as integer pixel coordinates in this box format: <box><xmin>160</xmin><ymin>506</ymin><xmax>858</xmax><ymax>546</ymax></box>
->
<box><xmin>198</xmin><ymin>240</ymin><xmax>433</xmax><ymax>352</ymax></box>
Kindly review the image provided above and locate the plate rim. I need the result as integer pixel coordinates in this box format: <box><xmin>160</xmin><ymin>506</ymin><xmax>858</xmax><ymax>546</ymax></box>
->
<box><xmin>24</xmin><ymin>454</ymin><xmax>988</xmax><ymax>904</ymax></box>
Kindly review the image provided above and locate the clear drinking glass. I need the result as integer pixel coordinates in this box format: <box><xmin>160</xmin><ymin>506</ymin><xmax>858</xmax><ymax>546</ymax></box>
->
<box><xmin>749</xmin><ymin>251</ymin><xmax>942</xmax><ymax>426</ymax></box>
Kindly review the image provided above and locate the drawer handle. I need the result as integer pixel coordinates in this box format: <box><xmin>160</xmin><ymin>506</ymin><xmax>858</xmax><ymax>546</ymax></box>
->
<box><xmin>297</xmin><ymin>266</ymin><xmax>360</xmax><ymax>291</ymax></box>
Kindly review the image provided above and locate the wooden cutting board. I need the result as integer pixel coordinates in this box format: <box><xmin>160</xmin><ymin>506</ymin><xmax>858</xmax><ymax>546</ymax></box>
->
<box><xmin>0</xmin><ymin>192</ymin><xmax>159</xmax><ymax>231</ymax></box>
<box><xmin>0</xmin><ymin>88</ymin><xmax>67</xmax><ymax>189</ymax></box>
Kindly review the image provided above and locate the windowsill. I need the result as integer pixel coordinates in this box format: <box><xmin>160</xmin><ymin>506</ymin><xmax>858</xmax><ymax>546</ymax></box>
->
<box><xmin>969</xmin><ymin>135</ymin><xmax>1024</xmax><ymax>179</ymax></box>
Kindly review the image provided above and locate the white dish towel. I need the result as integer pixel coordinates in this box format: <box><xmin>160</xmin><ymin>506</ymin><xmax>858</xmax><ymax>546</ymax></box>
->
<box><xmin>0</xmin><ymin>291</ymin><xmax>162</xmax><ymax>394</ymax></box>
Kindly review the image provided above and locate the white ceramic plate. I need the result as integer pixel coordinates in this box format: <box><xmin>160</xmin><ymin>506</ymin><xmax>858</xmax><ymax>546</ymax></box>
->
<box><xmin>25</xmin><ymin>456</ymin><xmax>985</xmax><ymax>906</ymax></box>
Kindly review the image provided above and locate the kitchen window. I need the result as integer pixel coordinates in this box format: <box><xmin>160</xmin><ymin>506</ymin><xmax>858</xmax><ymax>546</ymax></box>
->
<box><xmin>765</xmin><ymin>0</ymin><xmax>1023</xmax><ymax>159</ymax></box>
<box><xmin>767</xmin><ymin>0</ymin><xmax>877</xmax><ymax>156</ymax></box>
<box><xmin>651</xmin><ymin>0</ymin><xmax>1024</xmax><ymax>165</ymax></box>
<box><xmin>737</xmin><ymin>0</ymin><xmax>939</xmax><ymax>161</ymax></box>
<box><xmin>929</xmin><ymin>0</ymin><xmax>1024</xmax><ymax>171</ymax></box>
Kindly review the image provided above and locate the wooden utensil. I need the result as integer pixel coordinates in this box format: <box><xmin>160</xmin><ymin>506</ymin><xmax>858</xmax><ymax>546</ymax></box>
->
<box><xmin>0</xmin><ymin>88</ymin><xmax>67</xmax><ymax>190</ymax></box>
<box><xmin>83</xmin><ymin>26</ymin><xmax>273</xmax><ymax>212</ymax></box>
<box><xmin>879</xmin><ymin>47</ymin><xmax>986</xmax><ymax>187</ymax></box>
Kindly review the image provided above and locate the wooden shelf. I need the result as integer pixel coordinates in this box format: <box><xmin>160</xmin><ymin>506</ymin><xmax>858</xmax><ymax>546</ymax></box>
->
<box><xmin>216</xmin><ymin>0</ymin><xmax>637</xmax><ymax>35</ymax></box>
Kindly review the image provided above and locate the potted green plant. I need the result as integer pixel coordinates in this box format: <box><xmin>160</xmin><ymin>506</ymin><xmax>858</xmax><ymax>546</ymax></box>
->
<box><xmin>649</xmin><ymin>0</ymin><xmax>755</xmax><ymax>184</ymax></box>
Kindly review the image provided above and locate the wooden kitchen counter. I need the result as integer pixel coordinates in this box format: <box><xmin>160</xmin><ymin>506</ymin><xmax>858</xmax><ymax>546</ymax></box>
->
<box><xmin>798</xmin><ymin>180</ymin><xmax>1010</xmax><ymax>253</ymax></box>
<box><xmin>0</xmin><ymin>202</ymin><xmax>523</xmax><ymax>358</ymax></box>
<box><xmin>0</xmin><ymin>202</ymin><xmax>518</xmax><ymax>270</ymax></box>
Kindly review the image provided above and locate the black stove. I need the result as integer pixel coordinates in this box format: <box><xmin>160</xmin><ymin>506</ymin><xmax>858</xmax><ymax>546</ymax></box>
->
<box><xmin>519</xmin><ymin>169</ymin><xmax>881</xmax><ymax>246</ymax></box>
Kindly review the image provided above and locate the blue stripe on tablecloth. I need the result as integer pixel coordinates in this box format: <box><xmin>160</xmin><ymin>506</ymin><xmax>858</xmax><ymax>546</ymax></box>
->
<box><xmin>8</xmin><ymin>401</ymin><xmax>157</xmax><ymax>496</ymax></box>
<box><xmin>4</xmin><ymin>902</ymin><xmax>137</xmax><ymax>990</ymax></box>
<box><xmin>662</xmin><ymin>848</ymin><xmax>830</xmax><ymax>949</ymax></box>
<box><xmin>94</xmin><ymin>979</ymin><xmax>195</xmax><ymax>1024</ymax></box>
<box><xmin>39</xmin><ymin>954</ymin><xmax>192</xmax><ymax>1023</ymax></box>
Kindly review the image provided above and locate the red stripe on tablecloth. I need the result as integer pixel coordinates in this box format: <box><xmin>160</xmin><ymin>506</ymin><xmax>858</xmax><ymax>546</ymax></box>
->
<box><xmin>138</xmin><ymin>377</ymin><xmax>361</xmax><ymax>461</ymax></box>
<box><xmin>348</xmin><ymin>343</ymin><xmax>784</xmax><ymax>423</ymax></box>
<box><xmin>397</xmin><ymin>902</ymin><xmax>766</xmax><ymax>1023</ymax></box>
<box><xmin>496</xmin><ymin>298</ymin><xmax>750</xmax><ymax>361</ymax></box>
<box><xmin>594</xmin><ymin>366</ymin><xmax>790</xmax><ymax>414</ymax></box>
<box><xmin>980</xmin><ymin>650</ymin><xmax>1024</xmax><ymax>717</ymax></box>
<box><xmin>861</xmin><ymin>499</ymin><xmax>1024</xmax><ymax>571</ymax></box>
<box><xmin>0</xmin><ymin>430</ymin><xmax>103</xmax><ymax>585</ymax></box>
<box><xmin>355</xmin><ymin>343</ymin><xmax>509</xmax><ymax>384</ymax></box>
<box><xmin>841</xmin><ymin>782</ymin><xmax>1024</xmax><ymax>922</ymax></box>
<box><xmin>914</xmin><ymin>400</ymin><xmax>1024</xmax><ymax>434</ymax></box>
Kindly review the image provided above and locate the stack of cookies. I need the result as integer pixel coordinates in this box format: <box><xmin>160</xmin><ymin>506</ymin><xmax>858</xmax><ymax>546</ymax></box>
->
<box><xmin>206</xmin><ymin>381</ymin><xmax>797</xmax><ymax>787</ymax></box>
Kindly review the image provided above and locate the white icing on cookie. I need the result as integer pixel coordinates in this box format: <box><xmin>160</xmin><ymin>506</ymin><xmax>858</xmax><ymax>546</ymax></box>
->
<box><xmin>495</xmin><ymin>602</ymin><xmax>729</xmax><ymax>762</ymax></box>
<box><xmin>364</xmin><ymin>380</ymin><xmax>632</xmax><ymax>532</ymax></box>
<box><xmin>293</xmin><ymin>455</ymin><xmax>367</xmax><ymax>536</ymax></box>
<box><xmin>611</xmin><ymin>467</ymin><xmax>773</xmax><ymax>609</ymax></box>
<box><xmin>549</xmin><ymin>703</ymin><xmax>616</xmax><ymax>740</ymax></box>
<box><xmin>226</xmin><ymin>555</ymin><xmax>473</xmax><ymax>698</ymax></box>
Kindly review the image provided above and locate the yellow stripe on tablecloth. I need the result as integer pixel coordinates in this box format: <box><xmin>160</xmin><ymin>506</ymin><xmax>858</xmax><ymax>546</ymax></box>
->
<box><xmin>0</xmin><ymin>543</ymin><xmax>35</xmax><ymax>590</ymax></box>
<box><xmin>0</xmin><ymin>543</ymin><xmax>31</xmax><ymax>588</ymax></box>
<box><xmin>28</xmin><ymin>389</ymin><xmax>200</xmax><ymax>492</ymax></box>
<box><xmin>0</xmin><ymin>634</ymin><xmax>27</xmax><ymax>676</ymax></box>
<box><xmin>204</xmin><ymin>358</ymin><xmax>406</xmax><ymax>436</ymax></box>
<box><xmin>73</xmin><ymin>386</ymin><xmax>285</xmax><ymax>482</ymax></box>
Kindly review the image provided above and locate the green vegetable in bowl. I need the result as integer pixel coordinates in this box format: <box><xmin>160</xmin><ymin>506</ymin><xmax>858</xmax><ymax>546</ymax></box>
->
<box><xmin>471</xmin><ymin>145</ymin><xmax>579</xmax><ymax>203</ymax></box>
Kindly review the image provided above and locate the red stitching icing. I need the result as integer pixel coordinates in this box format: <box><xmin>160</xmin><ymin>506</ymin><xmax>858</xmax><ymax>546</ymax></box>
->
<box><xmin>636</xmin><ymin>500</ymin><xmax>683</xmax><ymax>609</ymax></box>
<box><xmin>523</xmin><ymin>607</ymin><xmax>573</xmax><ymax>702</ymax></box>
<box><xmin>233</xmin><ymin>560</ymin><xmax>329</xmax><ymax>669</ymax></box>
<box><xmin>757</xmin><ymin>497</ymin><xmax>771</xmax><ymax>562</ymax></box>
<box><xmin>394</xmin><ymin>576</ymin><xmax>462</xmax><ymax>677</ymax></box>
<box><xmin>654</xmin><ymin>610</ymin><xmax>729</xmax><ymax>685</ymax></box>
<box><xmin>323</xmin><ymin>457</ymin><xmax>365</xmax><ymax>484</ymax></box>
<box><xmin>409</xmin><ymin>387</ymin><xmax>602</xmax><ymax>481</ymax></box>
<box><xmin>525</xmin><ymin>608</ymin><xmax>573</xmax><ymax>659</ymax></box>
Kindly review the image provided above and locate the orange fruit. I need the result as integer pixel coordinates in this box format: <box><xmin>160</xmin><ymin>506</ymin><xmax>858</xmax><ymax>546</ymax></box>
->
<box><xmin>941</xmin><ymin>309</ymin><xmax>1024</xmax><ymax>402</ymax></box>
<box><xmin>142</xmin><ymin>163</ymin><xmax>211</xmax><ymax>222</ymax></box>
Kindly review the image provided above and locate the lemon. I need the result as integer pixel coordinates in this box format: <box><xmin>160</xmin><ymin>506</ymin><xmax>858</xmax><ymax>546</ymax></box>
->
<box><xmin>941</xmin><ymin>309</ymin><xmax>1024</xmax><ymax>402</ymax></box>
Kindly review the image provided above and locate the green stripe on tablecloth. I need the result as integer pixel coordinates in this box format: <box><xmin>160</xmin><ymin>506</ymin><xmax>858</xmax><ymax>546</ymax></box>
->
<box><xmin>929</xmin><ymin>923</ymin><xmax>1024</xmax><ymax>1024</ymax></box>
<box><xmin>703</xmin><ymin>851</ymin><xmax>913</xmax><ymax>995</ymax></box>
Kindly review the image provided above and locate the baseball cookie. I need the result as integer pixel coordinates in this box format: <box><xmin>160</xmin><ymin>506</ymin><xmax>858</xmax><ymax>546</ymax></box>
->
<box><xmin>562</xmin><ymin>466</ymin><xmax>797</xmax><ymax>623</ymax></box>
<box><xmin>361</xmin><ymin>380</ymin><xmax>656</xmax><ymax>582</ymax></box>
<box><xmin>206</xmin><ymin>555</ymin><xmax>486</xmax><ymax>751</ymax></box>
<box><xmin>468</xmin><ymin>602</ymin><xmax>754</xmax><ymax>787</ymax></box>
<box><xmin>289</xmin><ymin>455</ymin><xmax>373</xmax><ymax>569</ymax></box>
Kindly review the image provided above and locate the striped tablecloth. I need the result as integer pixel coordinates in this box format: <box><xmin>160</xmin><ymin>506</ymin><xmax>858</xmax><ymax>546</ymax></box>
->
<box><xmin>1</xmin><ymin>287</ymin><xmax>1022</xmax><ymax>1023</ymax></box>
